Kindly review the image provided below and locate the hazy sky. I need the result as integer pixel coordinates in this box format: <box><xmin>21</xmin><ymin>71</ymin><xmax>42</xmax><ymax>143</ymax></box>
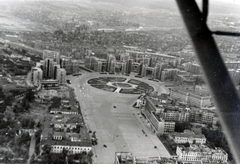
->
<box><xmin>0</xmin><ymin>0</ymin><xmax>239</xmax><ymax>4</ymax></box>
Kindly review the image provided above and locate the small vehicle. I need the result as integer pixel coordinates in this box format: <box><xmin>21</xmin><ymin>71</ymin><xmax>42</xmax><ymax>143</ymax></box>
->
<box><xmin>103</xmin><ymin>144</ymin><xmax>107</xmax><ymax>148</ymax></box>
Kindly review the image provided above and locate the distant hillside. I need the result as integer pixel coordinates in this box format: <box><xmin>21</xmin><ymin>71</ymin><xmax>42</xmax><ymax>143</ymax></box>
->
<box><xmin>0</xmin><ymin>0</ymin><xmax>239</xmax><ymax>32</ymax></box>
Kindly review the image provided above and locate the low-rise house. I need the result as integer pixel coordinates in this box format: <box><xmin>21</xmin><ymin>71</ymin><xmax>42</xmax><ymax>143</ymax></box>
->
<box><xmin>176</xmin><ymin>144</ymin><xmax>228</xmax><ymax>163</ymax></box>
<box><xmin>169</xmin><ymin>130</ymin><xmax>206</xmax><ymax>144</ymax></box>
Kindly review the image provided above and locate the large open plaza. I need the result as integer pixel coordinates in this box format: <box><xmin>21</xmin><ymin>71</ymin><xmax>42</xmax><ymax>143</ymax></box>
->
<box><xmin>68</xmin><ymin>73</ymin><xmax>170</xmax><ymax>164</ymax></box>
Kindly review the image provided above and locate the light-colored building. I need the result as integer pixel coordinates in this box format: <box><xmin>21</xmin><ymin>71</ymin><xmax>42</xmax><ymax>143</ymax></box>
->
<box><xmin>85</xmin><ymin>56</ymin><xmax>108</xmax><ymax>72</ymax></box>
<box><xmin>50</xmin><ymin>140</ymin><xmax>92</xmax><ymax>154</ymax></box>
<box><xmin>115</xmin><ymin>61</ymin><xmax>127</xmax><ymax>74</ymax></box>
<box><xmin>159</xmin><ymin>108</ymin><xmax>190</xmax><ymax>123</ymax></box>
<box><xmin>169</xmin><ymin>130</ymin><xmax>206</xmax><ymax>144</ymax></box>
<box><xmin>170</xmin><ymin>88</ymin><xmax>211</xmax><ymax>108</ymax></box>
<box><xmin>43</xmin><ymin>50</ymin><xmax>60</xmax><ymax>64</ymax></box>
<box><xmin>72</xmin><ymin>59</ymin><xmax>79</xmax><ymax>73</ymax></box>
<box><xmin>56</xmin><ymin>68</ymin><xmax>66</xmax><ymax>84</ymax></box>
<box><xmin>115</xmin><ymin>152</ymin><xmax>177</xmax><ymax>164</ymax></box>
<box><xmin>141</xmin><ymin>65</ymin><xmax>157</xmax><ymax>78</ymax></box>
<box><xmin>50</xmin><ymin>100</ymin><xmax>79</xmax><ymax>115</ymax></box>
<box><xmin>190</xmin><ymin>108</ymin><xmax>214</xmax><ymax>125</ymax></box>
<box><xmin>183</xmin><ymin>62</ymin><xmax>202</xmax><ymax>74</ymax></box>
<box><xmin>160</xmin><ymin>68</ymin><xmax>179</xmax><ymax>82</ymax></box>
<box><xmin>60</xmin><ymin>57</ymin><xmax>72</xmax><ymax>74</ymax></box>
<box><xmin>41</xmin><ymin>114</ymin><xmax>91</xmax><ymax>155</ymax></box>
<box><xmin>31</xmin><ymin>67</ymin><xmax>43</xmax><ymax>86</ymax></box>
<box><xmin>42</xmin><ymin>58</ymin><xmax>58</xmax><ymax>79</ymax></box>
<box><xmin>33</xmin><ymin>57</ymin><xmax>66</xmax><ymax>85</ymax></box>
<box><xmin>176</xmin><ymin>144</ymin><xmax>228</xmax><ymax>163</ymax></box>
<box><xmin>143</xmin><ymin>97</ymin><xmax>175</xmax><ymax>134</ymax></box>
<box><xmin>50</xmin><ymin>114</ymin><xmax>82</xmax><ymax>130</ymax></box>
<box><xmin>115</xmin><ymin>152</ymin><xmax>134</xmax><ymax>164</ymax></box>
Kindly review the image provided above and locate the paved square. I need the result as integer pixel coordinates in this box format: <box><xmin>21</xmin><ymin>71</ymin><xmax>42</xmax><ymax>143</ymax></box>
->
<box><xmin>68</xmin><ymin>73</ymin><xmax>170</xmax><ymax>164</ymax></box>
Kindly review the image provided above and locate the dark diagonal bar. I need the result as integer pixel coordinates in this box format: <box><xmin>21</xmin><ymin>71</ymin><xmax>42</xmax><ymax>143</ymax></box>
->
<box><xmin>176</xmin><ymin>0</ymin><xmax>240</xmax><ymax>162</ymax></box>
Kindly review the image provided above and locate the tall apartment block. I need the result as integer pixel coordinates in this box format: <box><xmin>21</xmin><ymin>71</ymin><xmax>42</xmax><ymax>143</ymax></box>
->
<box><xmin>43</xmin><ymin>50</ymin><xmax>60</xmax><ymax>64</ymax></box>
<box><xmin>31</xmin><ymin>67</ymin><xmax>43</xmax><ymax>86</ymax></box>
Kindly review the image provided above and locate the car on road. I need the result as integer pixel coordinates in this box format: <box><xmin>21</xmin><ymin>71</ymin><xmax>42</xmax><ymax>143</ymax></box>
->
<box><xmin>103</xmin><ymin>144</ymin><xmax>107</xmax><ymax>148</ymax></box>
<box><xmin>153</xmin><ymin>79</ymin><xmax>160</xmax><ymax>82</ymax></box>
<box><xmin>66</xmin><ymin>79</ymin><xmax>71</xmax><ymax>84</ymax></box>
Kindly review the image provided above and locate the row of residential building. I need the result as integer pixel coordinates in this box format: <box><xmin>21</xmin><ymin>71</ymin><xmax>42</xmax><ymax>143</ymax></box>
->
<box><xmin>142</xmin><ymin>96</ymin><xmax>176</xmax><ymax>134</ymax></box>
<box><xmin>170</xmin><ymin>87</ymin><xmax>212</xmax><ymax>108</ymax></box>
<box><xmin>85</xmin><ymin>46</ymin><xmax>183</xmax><ymax>78</ymax></box>
<box><xmin>141</xmin><ymin>94</ymin><xmax>215</xmax><ymax>135</ymax></box>
<box><xmin>115</xmin><ymin>152</ymin><xmax>176</xmax><ymax>164</ymax></box>
<box><xmin>115</xmin><ymin>147</ymin><xmax>227</xmax><ymax>164</ymax></box>
<box><xmin>176</xmin><ymin>144</ymin><xmax>228</xmax><ymax>163</ymax></box>
<box><xmin>140</xmin><ymin>95</ymin><xmax>228</xmax><ymax>163</ymax></box>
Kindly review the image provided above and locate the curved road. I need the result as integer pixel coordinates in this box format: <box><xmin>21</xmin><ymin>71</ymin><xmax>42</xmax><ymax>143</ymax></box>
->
<box><xmin>68</xmin><ymin>73</ymin><xmax>170</xmax><ymax>164</ymax></box>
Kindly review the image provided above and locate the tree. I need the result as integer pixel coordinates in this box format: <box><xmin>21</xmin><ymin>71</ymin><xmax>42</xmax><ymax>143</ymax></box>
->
<box><xmin>36</xmin><ymin>122</ymin><xmax>41</xmax><ymax>128</ymax></box>
<box><xmin>22</xmin><ymin>98</ymin><xmax>30</xmax><ymax>111</ymax></box>
<box><xmin>17</xmin><ymin>132</ymin><xmax>31</xmax><ymax>145</ymax></box>
<box><xmin>0</xmin><ymin>87</ymin><xmax>6</xmax><ymax>113</ymax></box>
<box><xmin>175</xmin><ymin>121</ymin><xmax>191</xmax><ymax>132</ymax></box>
<box><xmin>42</xmin><ymin>144</ymin><xmax>51</xmax><ymax>154</ymax></box>
<box><xmin>51</xmin><ymin>97</ymin><xmax>61</xmax><ymax>108</ymax></box>
<box><xmin>20</xmin><ymin>116</ymin><xmax>35</xmax><ymax>129</ymax></box>
<box><xmin>88</xmin><ymin>150</ymin><xmax>94</xmax><ymax>158</ymax></box>
<box><xmin>202</xmin><ymin>126</ymin><xmax>233</xmax><ymax>160</ymax></box>
<box><xmin>62</xmin><ymin>148</ymin><xmax>68</xmax><ymax>157</ymax></box>
<box><xmin>21</xmin><ymin>49</ymin><xmax>27</xmax><ymax>54</ymax></box>
<box><xmin>183</xmin><ymin>142</ymin><xmax>190</xmax><ymax>147</ymax></box>
<box><xmin>216</xmin><ymin>121</ymin><xmax>221</xmax><ymax>128</ymax></box>
<box><xmin>50</xmin><ymin>154</ymin><xmax>65</xmax><ymax>164</ymax></box>
<box><xmin>25</xmin><ymin>89</ymin><xmax>35</xmax><ymax>102</ymax></box>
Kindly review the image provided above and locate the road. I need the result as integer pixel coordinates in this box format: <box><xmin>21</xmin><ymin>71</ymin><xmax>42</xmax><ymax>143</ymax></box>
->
<box><xmin>68</xmin><ymin>73</ymin><xmax>170</xmax><ymax>164</ymax></box>
<box><xmin>27</xmin><ymin>134</ymin><xmax>36</xmax><ymax>164</ymax></box>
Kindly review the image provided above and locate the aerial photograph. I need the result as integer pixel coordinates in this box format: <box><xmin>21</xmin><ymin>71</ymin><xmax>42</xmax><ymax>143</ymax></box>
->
<box><xmin>0</xmin><ymin>0</ymin><xmax>240</xmax><ymax>164</ymax></box>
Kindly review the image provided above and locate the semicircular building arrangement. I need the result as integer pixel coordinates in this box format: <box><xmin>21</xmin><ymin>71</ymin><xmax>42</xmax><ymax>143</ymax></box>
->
<box><xmin>88</xmin><ymin>77</ymin><xmax>154</xmax><ymax>94</ymax></box>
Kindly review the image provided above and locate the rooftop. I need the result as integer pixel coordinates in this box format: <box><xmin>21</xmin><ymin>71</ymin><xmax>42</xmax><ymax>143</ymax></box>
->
<box><xmin>50</xmin><ymin>114</ymin><xmax>83</xmax><ymax>125</ymax></box>
<box><xmin>178</xmin><ymin>144</ymin><xmax>227</xmax><ymax>155</ymax></box>
<box><xmin>171</xmin><ymin>130</ymin><xmax>205</xmax><ymax>139</ymax></box>
<box><xmin>42</xmin><ymin>114</ymin><xmax>91</xmax><ymax>147</ymax></box>
<box><xmin>115</xmin><ymin>152</ymin><xmax>134</xmax><ymax>164</ymax></box>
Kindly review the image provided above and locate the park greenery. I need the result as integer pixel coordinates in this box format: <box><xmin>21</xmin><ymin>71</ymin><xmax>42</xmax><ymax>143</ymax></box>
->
<box><xmin>201</xmin><ymin>126</ymin><xmax>233</xmax><ymax>160</ymax></box>
<box><xmin>88</xmin><ymin>77</ymin><xmax>153</xmax><ymax>94</ymax></box>
<box><xmin>0</xmin><ymin>87</ymin><xmax>6</xmax><ymax>113</ymax></box>
<box><xmin>0</xmin><ymin>88</ymin><xmax>36</xmax><ymax>161</ymax></box>
<box><xmin>50</xmin><ymin>97</ymin><xmax>62</xmax><ymax>108</ymax></box>
<box><xmin>174</xmin><ymin>121</ymin><xmax>191</xmax><ymax>132</ymax></box>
